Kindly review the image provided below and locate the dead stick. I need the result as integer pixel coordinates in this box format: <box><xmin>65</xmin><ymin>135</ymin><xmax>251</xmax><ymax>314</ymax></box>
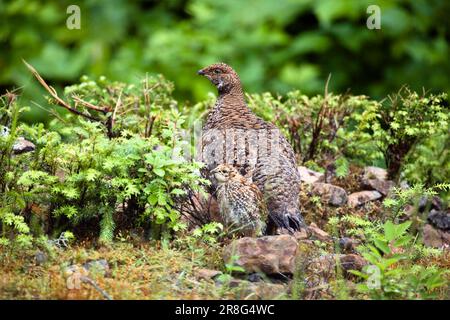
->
<box><xmin>72</xmin><ymin>95</ymin><xmax>109</xmax><ymax>113</ymax></box>
<box><xmin>22</xmin><ymin>59</ymin><xmax>101</xmax><ymax>122</ymax></box>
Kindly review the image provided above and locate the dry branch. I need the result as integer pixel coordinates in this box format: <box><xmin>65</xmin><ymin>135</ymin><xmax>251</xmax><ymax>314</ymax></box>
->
<box><xmin>22</xmin><ymin>59</ymin><xmax>102</xmax><ymax>122</ymax></box>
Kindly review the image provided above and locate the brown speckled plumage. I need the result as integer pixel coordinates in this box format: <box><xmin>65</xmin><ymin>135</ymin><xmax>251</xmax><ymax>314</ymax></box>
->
<box><xmin>197</xmin><ymin>62</ymin><xmax>304</xmax><ymax>232</ymax></box>
<box><xmin>211</xmin><ymin>164</ymin><xmax>267</xmax><ymax>237</ymax></box>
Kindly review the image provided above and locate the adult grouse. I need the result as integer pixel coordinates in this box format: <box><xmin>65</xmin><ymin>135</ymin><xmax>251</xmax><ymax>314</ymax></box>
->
<box><xmin>197</xmin><ymin>62</ymin><xmax>304</xmax><ymax>232</ymax></box>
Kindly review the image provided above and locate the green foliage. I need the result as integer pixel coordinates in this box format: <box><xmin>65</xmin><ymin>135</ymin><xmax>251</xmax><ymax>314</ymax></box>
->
<box><xmin>0</xmin><ymin>75</ymin><xmax>207</xmax><ymax>245</ymax></box>
<box><xmin>403</xmin><ymin>133</ymin><xmax>450</xmax><ymax>186</ymax></box>
<box><xmin>246</xmin><ymin>90</ymin><xmax>379</xmax><ymax>166</ymax></box>
<box><xmin>351</xmin><ymin>220</ymin><xmax>448</xmax><ymax>299</ymax></box>
<box><xmin>0</xmin><ymin>93</ymin><xmax>33</xmax><ymax>248</ymax></box>
<box><xmin>383</xmin><ymin>183</ymin><xmax>450</xmax><ymax>228</ymax></box>
<box><xmin>2</xmin><ymin>0</ymin><xmax>450</xmax><ymax>122</ymax></box>
<box><xmin>336</xmin><ymin>215</ymin><xmax>382</xmax><ymax>241</ymax></box>
<box><xmin>191</xmin><ymin>222</ymin><xmax>224</xmax><ymax>244</ymax></box>
<box><xmin>354</xmin><ymin>87</ymin><xmax>449</xmax><ymax>181</ymax></box>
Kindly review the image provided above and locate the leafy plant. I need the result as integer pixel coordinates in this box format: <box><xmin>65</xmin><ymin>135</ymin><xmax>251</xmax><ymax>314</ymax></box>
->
<box><xmin>351</xmin><ymin>220</ymin><xmax>448</xmax><ymax>299</ymax></box>
<box><xmin>246</xmin><ymin>89</ymin><xmax>378</xmax><ymax>166</ymax></box>
<box><xmin>383</xmin><ymin>183</ymin><xmax>450</xmax><ymax>232</ymax></box>
<box><xmin>1</xmin><ymin>74</ymin><xmax>208</xmax><ymax>245</ymax></box>
<box><xmin>355</xmin><ymin>87</ymin><xmax>449</xmax><ymax>181</ymax></box>
<box><xmin>0</xmin><ymin>92</ymin><xmax>33</xmax><ymax>248</ymax></box>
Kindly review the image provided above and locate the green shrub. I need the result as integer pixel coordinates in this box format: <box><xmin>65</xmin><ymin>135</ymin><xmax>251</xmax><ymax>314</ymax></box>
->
<box><xmin>355</xmin><ymin>87</ymin><xmax>449</xmax><ymax>181</ymax></box>
<box><xmin>351</xmin><ymin>220</ymin><xmax>448</xmax><ymax>299</ymax></box>
<box><xmin>246</xmin><ymin>89</ymin><xmax>380</xmax><ymax>167</ymax></box>
<box><xmin>1</xmin><ymin>75</ymin><xmax>207</xmax><ymax>246</ymax></box>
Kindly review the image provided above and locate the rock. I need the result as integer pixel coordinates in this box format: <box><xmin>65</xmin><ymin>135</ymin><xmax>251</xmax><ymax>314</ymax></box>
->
<box><xmin>363</xmin><ymin>166</ymin><xmax>388</xmax><ymax>181</ymax></box>
<box><xmin>423</xmin><ymin>224</ymin><xmax>450</xmax><ymax>248</ymax></box>
<box><xmin>361</xmin><ymin>166</ymin><xmax>395</xmax><ymax>196</ymax></box>
<box><xmin>1</xmin><ymin>125</ymin><xmax>35</xmax><ymax>155</ymax></box>
<box><xmin>195</xmin><ymin>268</ymin><xmax>222</xmax><ymax>281</ymax></box>
<box><xmin>34</xmin><ymin>250</ymin><xmax>48</xmax><ymax>265</ymax></box>
<box><xmin>427</xmin><ymin>210</ymin><xmax>450</xmax><ymax>231</ymax></box>
<box><xmin>361</xmin><ymin>166</ymin><xmax>394</xmax><ymax>196</ymax></box>
<box><xmin>82</xmin><ymin>259</ymin><xmax>110</xmax><ymax>276</ymax></box>
<box><xmin>308</xmin><ymin>223</ymin><xmax>331</xmax><ymax>242</ymax></box>
<box><xmin>347</xmin><ymin>190</ymin><xmax>382</xmax><ymax>208</ymax></box>
<box><xmin>298</xmin><ymin>166</ymin><xmax>324</xmax><ymax>184</ymax></box>
<box><xmin>311</xmin><ymin>183</ymin><xmax>348</xmax><ymax>206</ymax></box>
<box><xmin>339</xmin><ymin>254</ymin><xmax>367</xmax><ymax>273</ymax></box>
<box><xmin>364</xmin><ymin>179</ymin><xmax>395</xmax><ymax>196</ymax></box>
<box><xmin>222</xmin><ymin>235</ymin><xmax>298</xmax><ymax>275</ymax></box>
<box><xmin>419</xmin><ymin>196</ymin><xmax>444</xmax><ymax>213</ymax></box>
<box><xmin>293</xmin><ymin>228</ymin><xmax>309</xmax><ymax>241</ymax></box>
<box><xmin>12</xmin><ymin>137</ymin><xmax>35</xmax><ymax>154</ymax></box>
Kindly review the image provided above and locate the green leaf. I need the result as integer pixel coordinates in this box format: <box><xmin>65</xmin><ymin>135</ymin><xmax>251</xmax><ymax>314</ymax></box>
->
<box><xmin>384</xmin><ymin>221</ymin><xmax>396</xmax><ymax>242</ymax></box>
<box><xmin>374</xmin><ymin>239</ymin><xmax>391</xmax><ymax>254</ymax></box>
<box><xmin>153</xmin><ymin>168</ymin><xmax>165</xmax><ymax>177</ymax></box>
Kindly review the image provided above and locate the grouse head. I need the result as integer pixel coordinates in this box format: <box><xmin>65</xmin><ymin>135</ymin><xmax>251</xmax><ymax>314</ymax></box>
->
<box><xmin>197</xmin><ymin>62</ymin><xmax>241</xmax><ymax>93</ymax></box>
<box><xmin>210</xmin><ymin>164</ymin><xmax>240</xmax><ymax>184</ymax></box>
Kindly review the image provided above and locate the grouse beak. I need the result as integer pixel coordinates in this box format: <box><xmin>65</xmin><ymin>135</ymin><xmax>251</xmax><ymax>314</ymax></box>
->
<box><xmin>197</xmin><ymin>69</ymin><xmax>205</xmax><ymax>76</ymax></box>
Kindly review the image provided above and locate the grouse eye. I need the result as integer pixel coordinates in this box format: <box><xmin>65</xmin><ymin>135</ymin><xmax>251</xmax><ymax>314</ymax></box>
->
<box><xmin>214</xmin><ymin>69</ymin><xmax>222</xmax><ymax>74</ymax></box>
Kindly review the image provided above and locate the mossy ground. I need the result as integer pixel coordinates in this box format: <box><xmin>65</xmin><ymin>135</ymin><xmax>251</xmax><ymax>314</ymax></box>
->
<box><xmin>1</xmin><ymin>230</ymin><xmax>448</xmax><ymax>300</ymax></box>
<box><xmin>0</xmin><ymin>236</ymin><xmax>233</xmax><ymax>300</ymax></box>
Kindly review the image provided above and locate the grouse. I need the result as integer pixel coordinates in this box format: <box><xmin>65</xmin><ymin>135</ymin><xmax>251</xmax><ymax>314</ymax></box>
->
<box><xmin>211</xmin><ymin>164</ymin><xmax>267</xmax><ymax>237</ymax></box>
<box><xmin>197</xmin><ymin>62</ymin><xmax>304</xmax><ymax>232</ymax></box>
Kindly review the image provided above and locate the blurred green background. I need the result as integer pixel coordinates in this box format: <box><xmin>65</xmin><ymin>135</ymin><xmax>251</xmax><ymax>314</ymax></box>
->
<box><xmin>1</xmin><ymin>0</ymin><xmax>449</xmax><ymax>122</ymax></box>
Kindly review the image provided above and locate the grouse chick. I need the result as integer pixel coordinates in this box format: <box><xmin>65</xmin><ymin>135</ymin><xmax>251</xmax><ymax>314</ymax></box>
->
<box><xmin>211</xmin><ymin>164</ymin><xmax>267</xmax><ymax>237</ymax></box>
<box><xmin>197</xmin><ymin>62</ymin><xmax>304</xmax><ymax>232</ymax></box>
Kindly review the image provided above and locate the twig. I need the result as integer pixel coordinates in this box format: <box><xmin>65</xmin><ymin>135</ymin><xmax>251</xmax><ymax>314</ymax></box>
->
<box><xmin>72</xmin><ymin>95</ymin><xmax>109</xmax><ymax>114</ymax></box>
<box><xmin>22</xmin><ymin>59</ymin><xmax>101</xmax><ymax>122</ymax></box>
<box><xmin>80</xmin><ymin>276</ymin><xmax>113</xmax><ymax>300</ymax></box>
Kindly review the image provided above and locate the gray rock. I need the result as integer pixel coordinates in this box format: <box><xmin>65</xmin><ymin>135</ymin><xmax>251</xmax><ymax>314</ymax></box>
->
<box><xmin>419</xmin><ymin>196</ymin><xmax>444</xmax><ymax>213</ymax></box>
<box><xmin>311</xmin><ymin>183</ymin><xmax>348</xmax><ymax>206</ymax></box>
<box><xmin>348</xmin><ymin>190</ymin><xmax>382</xmax><ymax>208</ymax></box>
<box><xmin>363</xmin><ymin>179</ymin><xmax>395</xmax><ymax>196</ymax></box>
<box><xmin>35</xmin><ymin>250</ymin><xmax>48</xmax><ymax>265</ymax></box>
<box><xmin>427</xmin><ymin>210</ymin><xmax>450</xmax><ymax>231</ymax></box>
<box><xmin>82</xmin><ymin>259</ymin><xmax>110</xmax><ymax>276</ymax></box>
<box><xmin>12</xmin><ymin>137</ymin><xmax>35</xmax><ymax>154</ymax></box>
<box><xmin>298</xmin><ymin>166</ymin><xmax>324</xmax><ymax>184</ymax></box>
<box><xmin>247</xmin><ymin>273</ymin><xmax>264</xmax><ymax>283</ymax></box>
<box><xmin>361</xmin><ymin>166</ymin><xmax>394</xmax><ymax>196</ymax></box>
<box><xmin>1</xmin><ymin>126</ymin><xmax>36</xmax><ymax>155</ymax></box>
<box><xmin>363</xmin><ymin>166</ymin><xmax>388</xmax><ymax>181</ymax></box>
